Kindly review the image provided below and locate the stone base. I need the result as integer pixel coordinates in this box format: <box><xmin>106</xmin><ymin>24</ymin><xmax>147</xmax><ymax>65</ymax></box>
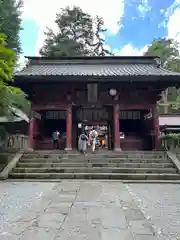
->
<box><xmin>64</xmin><ymin>148</ymin><xmax>72</xmax><ymax>151</ymax></box>
<box><xmin>114</xmin><ymin>148</ymin><xmax>122</xmax><ymax>152</ymax></box>
<box><xmin>26</xmin><ymin>148</ymin><xmax>34</xmax><ymax>152</ymax></box>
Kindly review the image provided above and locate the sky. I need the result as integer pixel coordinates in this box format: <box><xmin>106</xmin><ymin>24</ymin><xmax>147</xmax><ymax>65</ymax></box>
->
<box><xmin>19</xmin><ymin>0</ymin><xmax>180</xmax><ymax>65</ymax></box>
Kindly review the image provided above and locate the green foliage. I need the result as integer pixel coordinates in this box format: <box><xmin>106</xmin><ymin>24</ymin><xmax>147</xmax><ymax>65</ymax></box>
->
<box><xmin>166</xmin><ymin>58</ymin><xmax>180</xmax><ymax>73</ymax></box>
<box><xmin>40</xmin><ymin>6</ymin><xmax>112</xmax><ymax>57</ymax></box>
<box><xmin>0</xmin><ymin>33</ymin><xmax>29</xmax><ymax>116</ymax></box>
<box><xmin>145</xmin><ymin>38</ymin><xmax>179</xmax><ymax>67</ymax></box>
<box><xmin>40</xmin><ymin>6</ymin><xmax>93</xmax><ymax>57</ymax></box>
<box><xmin>171</xmin><ymin>95</ymin><xmax>180</xmax><ymax>111</ymax></box>
<box><xmin>0</xmin><ymin>1</ymin><xmax>29</xmax><ymax>117</ymax></box>
<box><xmin>40</xmin><ymin>29</ymin><xmax>89</xmax><ymax>57</ymax></box>
<box><xmin>161</xmin><ymin>133</ymin><xmax>180</xmax><ymax>150</ymax></box>
<box><xmin>145</xmin><ymin>38</ymin><xmax>180</xmax><ymax>113</ymax></box>
<box><xmin>0</xmin><ymin>126</ymin><xmax>7</xmax><ymax>140</ymax></box>
<box><xmin>0</xmin><ymin>33</ymin><xmax>16</xmax><ymax>82</ymax></box>
<box><xmin>0</xmin><ymin>0</ymin><xmax>23</xmax><ymax>56</ymax></box>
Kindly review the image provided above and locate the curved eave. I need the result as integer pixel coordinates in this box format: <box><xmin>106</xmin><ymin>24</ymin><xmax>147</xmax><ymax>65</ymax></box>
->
<box><xmin>14</xmin><ymin>74</ymin><xmax>180</xmax><ymax>84</ymax></box>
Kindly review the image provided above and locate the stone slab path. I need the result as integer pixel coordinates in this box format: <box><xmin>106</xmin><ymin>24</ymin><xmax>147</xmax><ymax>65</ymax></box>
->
<box><xmin>127</xmin><ymin>184</ymin><xmax>180</xmax><ymax>240</ymax></box>
<box><xmin>0</xmin><ymin>181</ymin><xmax>179</xmax><ymax>240</ymax></box>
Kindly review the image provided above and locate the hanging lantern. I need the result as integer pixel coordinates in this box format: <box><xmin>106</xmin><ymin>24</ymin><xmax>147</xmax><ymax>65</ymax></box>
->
<box><xmin>109</xmin><ymin>88</ymin><xmax>117</xmax><ymax>96</ymax></box>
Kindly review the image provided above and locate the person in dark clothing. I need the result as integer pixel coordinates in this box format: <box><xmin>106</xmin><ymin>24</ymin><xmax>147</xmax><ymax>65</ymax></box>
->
<box><xmin>78</xmin><ymin>131</ymin><xmax>88</xmax><ymax>155</ymax></box>
<box><xmin>52</xmin><ymin>130</ymin><xmax>60</xmax><ymax>149</ymax></box>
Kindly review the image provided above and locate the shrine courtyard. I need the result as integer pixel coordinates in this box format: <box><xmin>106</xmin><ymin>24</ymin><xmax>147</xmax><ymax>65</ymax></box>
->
<box><xmin>14</xmin><ymin>56</ymin><xmax>180</xmax><ymax>151</ymax></box>
<box><xmin>0</xmin><ymin>180</ymin><xmax>180</xmax><ymax>239</ymax></box>
<box><xmin>3</xmin><ymin>56</ymin><xmax>180</xmax><ymax>239</ymax></box>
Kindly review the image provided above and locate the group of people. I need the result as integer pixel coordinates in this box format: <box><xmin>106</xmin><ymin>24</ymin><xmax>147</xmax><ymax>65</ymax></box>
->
<box><xmin>52</xmin><ymin>128</ymin><xmax>99</xmax><ymax>154</ymax></box>
<box><xmin>78</xmin><ymin>127</ymin><xmax>99</xmax><ymax>155</ymax></box>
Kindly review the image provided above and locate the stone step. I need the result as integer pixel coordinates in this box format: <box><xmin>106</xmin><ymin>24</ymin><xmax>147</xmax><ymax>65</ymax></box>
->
<box><xmin>23</xmin><ymin>150</ymin><xmax>166</xmax><ymax>156</ymax></box>
<box><xmin>19</xmin><ymin>158</ymin><xmax>171</xmax><ymax>164</ymax></box>
<box><xmin>9</xmin><ymin>172</ymin><xmax>180</xmax><ymax>180</ymax></box>
<box><xmin>6</xmin><ymin>179</ymin><xmax>180</xmax><ymax>183</ymax></box>
<box><xmin>23</xmin><ymin>154</ymin><xmax>167</xmax><ymax>159</ymax></box>
<box><xmin>17</xmin><ymin>162</ymin><xmax>174</xmax><ymax>168</ymax></box>
<box><xmin>12</xmin><ymin>167</ymin><xmax>177</xmax><ymax>174</ymax></box>
<box><xmin>24</xmin><ymin>150</ymin><xmax>165</xmax><ymax>155</ymax></box>
<box><xmin>24</xmin><ymin>151</ymin><xmax>166</xmax><ymax>158</ymax></box>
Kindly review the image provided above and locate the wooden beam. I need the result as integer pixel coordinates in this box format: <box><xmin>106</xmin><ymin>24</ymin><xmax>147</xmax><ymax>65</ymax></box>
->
<box><xmin>32</xmin><ymin>103</ymin><xmax>67</xmax><ymax>111</ymax></box>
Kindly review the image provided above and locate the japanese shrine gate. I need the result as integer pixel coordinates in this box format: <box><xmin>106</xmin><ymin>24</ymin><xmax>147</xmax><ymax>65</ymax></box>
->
<box><xmin>14</xmin><ymin>56</ymin><xmax>180</xmax><ymax>150</ymax></box>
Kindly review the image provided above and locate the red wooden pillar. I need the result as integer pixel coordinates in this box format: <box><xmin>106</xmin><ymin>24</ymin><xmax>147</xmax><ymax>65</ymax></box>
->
<box><xmin>113</xmin><ymin>103</ymin><xmax>121</xmax><ymax>151</ymax></box>
<box><xmin>152</xmin><ymin>106</ymin><xmax>161</xmax><ymax>149</ymax></box>
<box><xmin>65</xmin><ymin>104</ymin><xmax>72</xmax><ymax>150</ymax></box>
<box><xmin>28</xmin><ymin>118</ymin><xmax>36</xmax><ymax>149</ymax></box>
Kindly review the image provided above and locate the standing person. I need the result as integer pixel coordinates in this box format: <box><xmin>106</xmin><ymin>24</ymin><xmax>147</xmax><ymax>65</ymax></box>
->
<box><xmin>78</xmin><ymin>131</ymin><xmax>88</xmax><ymax>155</ymax></box>
<box><xmin>52</xmin><ymin>130</ymin><xmax>60</xmax><ymax>149</ymax></box>
<box><xmin>89</xmin><ymin>127</ymin><xmax>98</xmax><ymax>153</ymax></box>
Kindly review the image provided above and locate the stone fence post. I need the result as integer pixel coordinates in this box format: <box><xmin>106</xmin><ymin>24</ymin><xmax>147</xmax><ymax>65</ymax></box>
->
<box><xmin>7</xmin><ymin>134</ymin><xmax>29</xmax><ymax>150</ymax></box>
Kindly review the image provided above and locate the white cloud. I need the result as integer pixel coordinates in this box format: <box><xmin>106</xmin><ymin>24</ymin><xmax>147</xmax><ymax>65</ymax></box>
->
<box><xmin>113</xmin><ymin>44</ymin><xmax>148</xmax><ymax>56</ymax></box>
<box><xmin>160</xmin><ymin>9</ymin><xmax>164</xmax><ymax>14</ymax></box>
<box><xmin>17</xmin><ymin>55</ymin><xmax>28</xmax><ymax>71</ymax></box>
<box><xmin>137</xmin><ymin>0</ymin><xmax>152</xmax><ymax>19</ymax></box>
<box><xmin>167</xmin><ymin>6</ymin><xmax>180</xmax><ymax>43</ymax></box>
<box><xmin>166</xmin><ymin>0</ymin><xmax>180</xmax><ymax>54</ymax></box>
<box><xmin>165</xmin><ymin>0</ymin><xmax>180</xmax><ymax>19</ymax></box>
<box><xmin>158</xmin><ymin>0</ymin><xmax>180</xmax><ymax>34</ymax></box>
<box><xmin>22</xmin><ymin>0</ymin><xmax>125</xmax><ymax>55</ymax></box>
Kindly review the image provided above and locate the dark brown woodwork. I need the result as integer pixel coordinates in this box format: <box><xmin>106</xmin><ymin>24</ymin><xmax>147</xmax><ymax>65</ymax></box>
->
<box><xmin>31</xmin><ymin>82</ymin><xmax>158</xmax><ymax>107</ymax></box>
<box><xmin>121</xmin><ymin>137</ymin><xmax>144</xmax><ymax>150</ymax></box>
<box><xmin>28</xmin><ymin>81</ymin><xmax>162</xmax><ymax>151</ymax></box>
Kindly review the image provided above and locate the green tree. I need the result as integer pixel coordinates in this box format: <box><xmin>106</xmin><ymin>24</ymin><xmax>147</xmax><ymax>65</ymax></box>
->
<box><xmin>92</xmin><ymin>16</ymin><xmax>112</xmax><ymax>56</ymax></box>
<box><xmin>0</xmin><ymin>34</ymin><xmax>28</xmax><ymax>116</ymax></box>
<box><xmin>145</xmin><ymin>38</ymin><xmax>180</xmax><ymax>74</ymax></box>
<box><xmin>40</xmin><ymin>29</ymin><xmax>89</xmax><ymax>57</ymax></box>
<box><xmin>145</xmin><ymin>38</ymin><xmax>180</xmax><ymax>113</ymax></box>
<box><xmin>40</xmin><ymin>6</ymin><xmax>94</xmax><ymax>57</ymax></box>
<box><xmin>40</xmin><ymin>6</ymin><xmax>112</xmax><ymax>57</ymax></box>
<box><xmin>0</xmin><ymin>0</ymin><xmax>23</xmax><ymax>56</ymax></box>
<box><xmin>166</xmin><ymin>58</ymin><xmax>180</xmax><ymax>73</ymax></box>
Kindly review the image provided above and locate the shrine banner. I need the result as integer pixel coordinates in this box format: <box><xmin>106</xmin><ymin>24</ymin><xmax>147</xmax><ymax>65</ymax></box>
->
<box><xmin>87</xmin><ymin>84</ymin><xmax>98</xmax><ymax>102</ymax></box>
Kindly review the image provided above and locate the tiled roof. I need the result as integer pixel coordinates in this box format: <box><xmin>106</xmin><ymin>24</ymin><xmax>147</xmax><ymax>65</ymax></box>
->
<box><xmin>16</xmin><ymin>63</ymin><xmax>180</xmax><ymax>77</ymax></box>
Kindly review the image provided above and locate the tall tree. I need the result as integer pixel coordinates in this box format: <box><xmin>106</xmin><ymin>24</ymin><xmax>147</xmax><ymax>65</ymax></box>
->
<box><xmin>40</xmin><ymin>6</ymin><xmax>94</xmax><ymax>57</ymax></box>
<box><xmin>0</xmin><ymin>0</ymin><xmax>22</xmax><ymax>56</ymax></box>
<box><xmin>92</xmin><ymin>16</ymin><xmax>112</xmax><ymax>56</ymax></box>
<box><xmin>40</xmin><ymin>29</ymin><xmax>88</xmax><ymax>57</ymax></box>
<box><xmin>145</xmin><ymin>38</ymin><xmax>180</xmax><ymax>113</ymax></box>
<box><xmin>0</xmin><ymin>34</ymin><xmax>28</xmax><ymax>116</ymax></box>
<box><xmin>40</xmin><ymin>6</ymin><xmax>112</xmax><ymax>57</ymax></box>
<box><xmin>145</xmin><ymin>38</ymin><xmax>180</xmax><ymax>70</ymax></box>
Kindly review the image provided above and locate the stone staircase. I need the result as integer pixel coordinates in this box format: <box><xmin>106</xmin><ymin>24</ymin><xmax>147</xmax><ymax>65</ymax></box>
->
<box><xmin>8</xmin><ymin>150</ymin><xmax>180</xmax><ymax>181</ymax></box>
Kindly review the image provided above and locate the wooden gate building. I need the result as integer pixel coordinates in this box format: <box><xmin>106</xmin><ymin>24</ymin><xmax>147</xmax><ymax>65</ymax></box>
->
<box><xmin>14</xmin><ymin>56</ymin><xmax>180</xmax><ymax>150</ymax></box>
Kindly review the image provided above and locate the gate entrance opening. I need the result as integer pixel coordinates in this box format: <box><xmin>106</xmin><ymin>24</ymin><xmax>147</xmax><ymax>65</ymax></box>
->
<box><xmin>72</xmin><ymin>106</ymin><xmax>114</xmax><ymax>149</ymax></box>
<box><xmin>120</xmin><ymin>109</ymin><xmax>152</xmax><ymax>150</ymax></box>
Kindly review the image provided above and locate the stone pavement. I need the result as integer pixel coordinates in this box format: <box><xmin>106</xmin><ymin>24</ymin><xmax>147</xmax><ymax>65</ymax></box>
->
<box><xmin>0</xmin><ymin>181</ymin><xmax>179</xmax><ymax>240</ymax></box>
<box><xmin>127</xmin><ymin>184</ymin><xmax>180</xmax><ymax>240</ymax></box>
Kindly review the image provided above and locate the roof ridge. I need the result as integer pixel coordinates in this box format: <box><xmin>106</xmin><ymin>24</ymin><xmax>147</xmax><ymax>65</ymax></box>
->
<box><xmin>28</xmin><ymin>56</ymin><xmax>158</xmax><ymax>66</ymax></box>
